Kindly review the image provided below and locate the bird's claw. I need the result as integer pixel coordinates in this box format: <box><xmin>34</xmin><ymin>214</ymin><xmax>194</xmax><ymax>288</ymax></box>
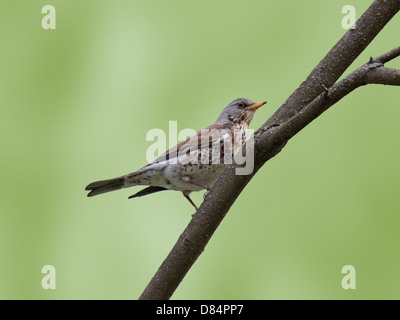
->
<box><xmin>203</xmin><ymin>189</ymin><xmax>211</xmax><ymax>200</ymax></box>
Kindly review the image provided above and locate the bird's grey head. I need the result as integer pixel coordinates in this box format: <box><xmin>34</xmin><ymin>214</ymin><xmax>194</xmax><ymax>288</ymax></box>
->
<box><xmin>216</xmin><ymin>98</ymin><xmax>267</xmax><ymax>126</ymax></box>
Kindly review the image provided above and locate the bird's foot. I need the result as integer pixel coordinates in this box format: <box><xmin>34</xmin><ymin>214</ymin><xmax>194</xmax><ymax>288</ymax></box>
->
<box><xmin>203</xmin><ymin>189</ymin><xmax>211</xmax><ymax>200</ymax></box>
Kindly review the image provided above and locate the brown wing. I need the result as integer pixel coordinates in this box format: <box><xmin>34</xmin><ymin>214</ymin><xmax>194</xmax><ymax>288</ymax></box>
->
<box><xmin>150</xmin><ymin>123</ymin><xmax>228</xmax><ymax>165</ymax></box>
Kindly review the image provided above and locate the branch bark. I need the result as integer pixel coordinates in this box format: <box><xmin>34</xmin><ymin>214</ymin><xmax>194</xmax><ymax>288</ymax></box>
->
<box><xmin>139</xmin><ymin>0</ymin><xmax>400</xmax><ymax>300</ymax></box>
<box><xmin>365</xmin><ymin>66</ymin><xmax>400</xmax><ymax>85</ymax></box>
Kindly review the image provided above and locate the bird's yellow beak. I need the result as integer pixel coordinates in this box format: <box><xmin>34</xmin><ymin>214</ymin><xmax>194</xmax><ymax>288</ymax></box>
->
<box><xmin>248</xmin><ymin>101</ymin><xmax>267</xmax><ymax>110</ymax></box>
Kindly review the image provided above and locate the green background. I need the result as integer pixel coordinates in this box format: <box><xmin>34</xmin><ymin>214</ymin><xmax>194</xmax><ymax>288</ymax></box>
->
<box><xmin>1</xmin><ymin>0</ymin><xmax>399</xmax><ymax>299</ymax></box>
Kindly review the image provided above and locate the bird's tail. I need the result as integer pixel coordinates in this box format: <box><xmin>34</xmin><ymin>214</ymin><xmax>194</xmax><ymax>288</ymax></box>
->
<box><xmin>85</xmin><ymin>176</ymin><xmax>126</xmax><ymax>197</ymax></box>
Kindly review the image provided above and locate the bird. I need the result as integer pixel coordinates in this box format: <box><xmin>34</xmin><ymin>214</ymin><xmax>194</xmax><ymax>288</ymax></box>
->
<box><xmin>85</xmin><ymin>98</ymin><xmax>267</xmax><ymax>210</ymax></box>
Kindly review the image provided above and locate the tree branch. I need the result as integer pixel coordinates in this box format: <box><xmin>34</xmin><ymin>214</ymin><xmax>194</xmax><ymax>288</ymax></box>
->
<box><xmin>139</xmin><ymin>0</ymin><xmax>400</xmax><ymax>300</ymax></box>
<box><xmin>365</xmin><ymin>67</ymin><xmax>400</xmax><ymax>85</ymax></box>
<box><xmin>277</xmin><ymin>52</ymin><xmax>400</xmax><ymax>142</ymax></box>
<box><xmin>372</xmin><ymin>45</ymin><xmax>400</xmax><ymax>63</ymax></box>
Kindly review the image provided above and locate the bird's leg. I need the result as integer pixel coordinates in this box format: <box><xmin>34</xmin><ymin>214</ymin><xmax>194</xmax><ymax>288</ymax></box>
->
<box><xmin>182</xmin><ymin>176</ymin><xmax>210</xmax><ymax>191</ymax></box>
<box><xmin>182</xmin><ymin>176</ymin><xmax>212</xmax><ymax>200</ymax></box>
<box><xmin>182</xmin><ymin>191</ymin><xmax>198</xmax><ymax>211</ymax></box>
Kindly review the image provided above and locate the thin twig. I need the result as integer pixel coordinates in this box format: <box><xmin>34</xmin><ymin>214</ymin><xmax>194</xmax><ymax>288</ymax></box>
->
<box><xmin>373</xmin><ymin>46</ymin><xmax>400</xmax><ymax>64</ymax></box>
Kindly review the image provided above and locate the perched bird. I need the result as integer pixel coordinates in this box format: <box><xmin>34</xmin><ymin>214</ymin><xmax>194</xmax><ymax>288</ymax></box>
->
<box><xmin>85</xmin><ymin>98</ymin><xmax>266</xmax><ymax>209</ymax></box>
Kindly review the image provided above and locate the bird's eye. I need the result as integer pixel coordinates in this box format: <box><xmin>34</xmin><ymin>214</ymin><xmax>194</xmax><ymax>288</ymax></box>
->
<box><xmin>238</xmin><ymin>102</ymin><xmax>245</xmax><ymax>108</ymax></box>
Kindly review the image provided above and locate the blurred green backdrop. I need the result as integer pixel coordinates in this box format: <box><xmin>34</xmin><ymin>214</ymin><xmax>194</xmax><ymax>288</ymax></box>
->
<box><xmin>1</xmin><ymin>0</ymin><xmax>399</xmax><ymax>299</ymax></box>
